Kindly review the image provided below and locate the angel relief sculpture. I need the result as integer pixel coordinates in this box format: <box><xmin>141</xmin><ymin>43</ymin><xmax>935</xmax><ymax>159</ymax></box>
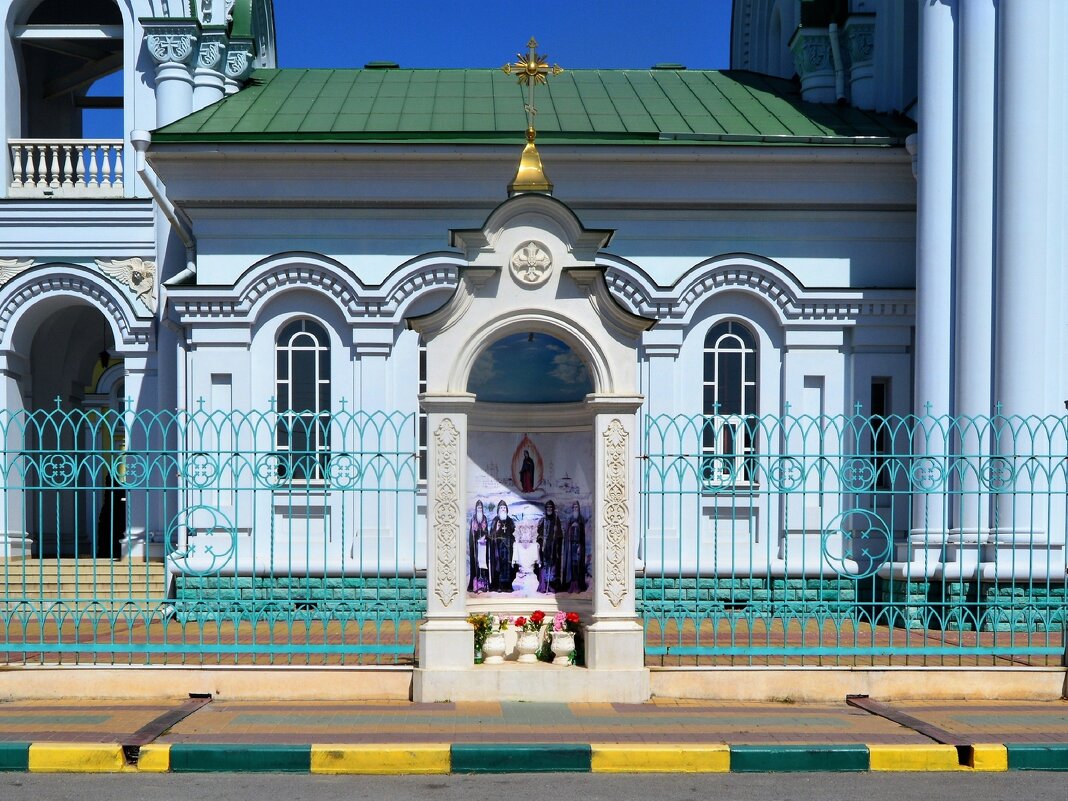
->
<box><xmin>96</xmin><ymin>258</ymin><xmax>157</xmax><ymax>313</ymax></box>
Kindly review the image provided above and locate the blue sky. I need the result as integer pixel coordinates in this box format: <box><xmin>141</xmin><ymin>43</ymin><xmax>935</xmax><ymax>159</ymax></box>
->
<box><xmin>85</xmin><ymin>1</ymin><xmax>734</xmax><ymax>137</ymax></box>
<box><xmin>273</xmin><ymin>0</ymin><xmax>734</xmax><ymax>70</ymax></box>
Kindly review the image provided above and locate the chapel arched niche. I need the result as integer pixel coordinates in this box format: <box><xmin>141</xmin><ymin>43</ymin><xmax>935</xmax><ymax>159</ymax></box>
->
<box><xmin>461</xmin><ymin>327</ymin><xmax>598</xmax><ymax>603</ymax></box>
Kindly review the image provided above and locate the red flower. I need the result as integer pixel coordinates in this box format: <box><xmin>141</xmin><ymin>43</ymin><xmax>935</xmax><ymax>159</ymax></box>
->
<box><xmin>530</xmin><ymin>610</ymin><xmax>545</xmax><ymax>625</ymax></box>
<box><xmin>515</xmin><ymin>616</ymin><xmax>527</xmax><ymax>628</ymax></box>
<box><xmin>565</xmin><ymin>612</ymin><xmax>580</xmax><ymax>624</ymax></box>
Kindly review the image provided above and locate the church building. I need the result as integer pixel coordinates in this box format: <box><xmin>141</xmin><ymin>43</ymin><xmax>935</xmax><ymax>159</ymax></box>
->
<box><xmin>0</xmin><ymin>0</ymin><xmax>1063</xmax><ymax>700</ymax></box>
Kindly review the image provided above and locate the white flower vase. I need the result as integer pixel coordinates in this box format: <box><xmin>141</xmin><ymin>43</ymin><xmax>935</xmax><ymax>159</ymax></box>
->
<box><xmin>516</xmin><ymin>629</ymin><xmax>540</xmax><ymax>663</ymax></box>
<box><xmin>482</xmin><ymin>631</ymin><xmax>507</xmax><ymax>664</ymax></box>
<box><xmin>551</xmin><ymin>630</ymin><xmax>575</xmax><ymax>665</ymax></box>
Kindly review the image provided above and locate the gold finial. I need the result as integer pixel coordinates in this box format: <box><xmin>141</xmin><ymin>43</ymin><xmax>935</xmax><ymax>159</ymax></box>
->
<box><xmin>502</xmin><ymin>37</ymin><xmax>564</xmax><ymax>195</ymax></box>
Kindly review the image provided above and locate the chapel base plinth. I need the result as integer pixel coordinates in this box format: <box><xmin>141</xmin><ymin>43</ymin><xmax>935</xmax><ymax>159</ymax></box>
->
<box><xmin>583</xmin><ymin>619</ymin><xmax>646</xmax><ymax>671</ymax></box>
<box><xmin>417</xmin><ymin>619</ymin><xmax>474</xmax><ymax>671</ymax></box>
<box><xmin>412</xmin><ymin>663</ymin><xmax>651</xmax><ymax>703</ymax></box>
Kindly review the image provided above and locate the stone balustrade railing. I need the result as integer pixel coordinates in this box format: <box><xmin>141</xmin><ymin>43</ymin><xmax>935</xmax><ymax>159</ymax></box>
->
<box><xmin>8</xmin><ymin>139</ymin><xmax>125</xmax><ymax>198</ymax></box>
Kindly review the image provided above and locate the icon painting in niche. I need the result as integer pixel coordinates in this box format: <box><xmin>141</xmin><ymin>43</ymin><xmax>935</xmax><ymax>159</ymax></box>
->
<box><xmin>467</xmin><ymin>431</ymin><xmax>592</xmax><ymax>599</ymax></box>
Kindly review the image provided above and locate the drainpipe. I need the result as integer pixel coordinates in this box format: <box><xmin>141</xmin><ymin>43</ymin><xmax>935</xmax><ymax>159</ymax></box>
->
<box><xmin>129</xmin><ymin>130</ymin><xmax>197</xmax><ymax>284</ymax></box>
<box><xmin>828</xmin><ymin>23</ymin><xmax>847</xmax><ymax>103</ymax></box>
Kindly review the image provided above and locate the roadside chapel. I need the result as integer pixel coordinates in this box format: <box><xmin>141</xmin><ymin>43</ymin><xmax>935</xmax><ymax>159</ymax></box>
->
<box><xmin>411</xmin><ymin>189</ymin><xmax>653</xmax><ymax>700</ymax></box>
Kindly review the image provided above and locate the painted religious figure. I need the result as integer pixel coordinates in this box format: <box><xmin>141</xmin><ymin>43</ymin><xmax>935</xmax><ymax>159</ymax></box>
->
<box><xmin>511</xmin><ymin>435</ymin><xmax>542</xmax><ymax>494</ymax></box>
<box><xmin>560</xmin><ymin>500</ymin><xmax>588</xmax><ymax>593</ymax></box>
<box><xmin>536</xmin><ymin>499</ymin><xmax>563</xmax><ymax>593</ymax></box>
<box><xmin>488</xmin><ymin>500</ymin><xmax>516</xmax><ymax>592</ymax></box>
<box><xmin>467</xmin><ymin>500</ymin><xmax>490</xmax><ymax>593</ymax></box>
<box><xmin>519</xmin><ymin>449</ymin><xmax>536</xmax><ymax>492</ymax></box>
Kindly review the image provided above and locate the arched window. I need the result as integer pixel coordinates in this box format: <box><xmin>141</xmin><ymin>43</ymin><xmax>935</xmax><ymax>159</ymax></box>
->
<box><xmin>702</xmin><ymin>321</ymin><xmax>757</xmax><ymax>485</ymax></box>
<box><xmin>275</xmin><ymin>319</ymin><xmax>330</xmax><ymax>481</ymax></box>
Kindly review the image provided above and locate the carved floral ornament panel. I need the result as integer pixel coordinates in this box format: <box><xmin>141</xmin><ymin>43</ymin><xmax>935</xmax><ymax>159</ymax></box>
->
<box><xmin>510</xmin><ymin>241</ymin><xmax>553</xmax><ymax>288</ymax></box>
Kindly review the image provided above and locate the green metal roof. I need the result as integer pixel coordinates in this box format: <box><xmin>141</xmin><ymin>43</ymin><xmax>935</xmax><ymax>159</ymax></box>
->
<box><xmin>152</xmin><ymin>68</ymin><xmax>914</xmax><ymax>146</ymax></box>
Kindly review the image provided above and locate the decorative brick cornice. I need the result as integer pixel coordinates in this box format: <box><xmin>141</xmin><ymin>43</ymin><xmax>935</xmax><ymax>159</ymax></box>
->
<box><xmin>599</xmin><ymin>254</ymin><xmax>915</xmax><ymax>328</ymax></box>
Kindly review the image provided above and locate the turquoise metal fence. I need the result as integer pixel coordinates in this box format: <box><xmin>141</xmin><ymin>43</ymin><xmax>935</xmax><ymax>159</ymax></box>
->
<box><xmin>0</xmin><ymin>404</ymin><xmax>422</xmax><ymax>665</ymax></box>
<box><xmin>640</xmin><ymin>412</ymin><xmax>1067</xmax><ymax>665</ymax></box>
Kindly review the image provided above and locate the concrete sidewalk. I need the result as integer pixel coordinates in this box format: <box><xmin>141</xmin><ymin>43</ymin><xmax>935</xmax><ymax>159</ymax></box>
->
<box><xmin>0</xmin><ymin>698</ymin><xmax>1065</xmax><ymax>773</ymax></box>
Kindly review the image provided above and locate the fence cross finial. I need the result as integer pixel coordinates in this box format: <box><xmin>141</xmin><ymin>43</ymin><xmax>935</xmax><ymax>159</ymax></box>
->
<box><xmin>196</xmin><ymin>396</ymin><xmax>206</xmax><ymax>411</ymax></box>
<box><xmin>854</xmin><ymin>401</ymin><xmax>863</xmax><ymax>415</ymax></box>
<box><xmin>923</xmin><ymin>401</ymin><xmax>933</xmax><ymax>415</ymax></box>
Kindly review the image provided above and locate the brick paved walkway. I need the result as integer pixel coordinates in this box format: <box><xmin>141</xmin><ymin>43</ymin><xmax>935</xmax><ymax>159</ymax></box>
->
<box><xmin>2</xmin><ymin>698</ymin><xmax>1063</xmax><ymax>747</ymax></box>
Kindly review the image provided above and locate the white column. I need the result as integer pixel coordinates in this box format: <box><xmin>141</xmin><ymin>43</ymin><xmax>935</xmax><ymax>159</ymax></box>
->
<box><xmin>145</xmin><ymin>30</ymin><xmax>198</xmax><ymax>128</ymax></box>
<box><xmin>993</xmin><ymin>2</ymin><xmax>1051</xmax><ymax>539</ymax></box>
<box><xmin>913</xmin><ymin>0</ymin><xmax>956</xmax><ymax>417</ymax></box>
<box><xmin>584</xmin><ymin>396</ymin><xmax>646</xmax><ymax>673</ymax></box>
<box><xmin>192</xmin><ymin>35</ymin><xmax>228</xmax><ymax>111</ymax></box>
<box><xmin>953</xmin><ymin>0</ymin><xmax>996</xmax><ymax>534</ymax></box>
<box><xmin>995</xmin><ymin>2</ymin><xmax>1049</xmax><ymax>417</ymax></box>
<box><xmin>910</xmin><ymin>0</ymin><xmax>955</xmax><ymax>546</ymax></box>
<box><xmin>415</xmin><ymin>396</ymin><xmax>475</xmax><ymax>673</ymax></box>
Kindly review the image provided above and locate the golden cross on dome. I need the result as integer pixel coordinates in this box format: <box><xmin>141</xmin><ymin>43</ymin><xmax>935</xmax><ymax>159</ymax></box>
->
<box><xmin>502</xmin><ymin>37</ymin><xmax>565</xmax><ymax>140</ymax></box>
<box><xmin>501</xmin><ymin>38</ymin><xmax>564</xmax><ymax>195</ymax></box>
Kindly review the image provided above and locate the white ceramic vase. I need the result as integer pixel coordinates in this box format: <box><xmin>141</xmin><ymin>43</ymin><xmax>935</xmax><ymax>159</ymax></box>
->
<box><xmin>482</xmin><ymin>631</ymin><xmax>507</xmax><ymax>664</ymax></box>
<box><xmin>551</xmin><ymin>630</ymin><xmax>575</xmax><ymax>665</ymax></box>
<box><xmin>516</xmin><ymin>629</ymin><xmax>540</xmax><ymax>663</ymax></box>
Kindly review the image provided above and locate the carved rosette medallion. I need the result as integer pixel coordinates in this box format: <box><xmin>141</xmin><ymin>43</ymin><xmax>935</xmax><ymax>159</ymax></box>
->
<box><xmin>602</xmin><ymin>418</ymin><xmax>629</xmax><ymax>607</ymax></box>
<box><xmin>510</xmin><ymin>241</ymin><xmax>552</xmax><ymax>287</ymax></box>
<box><xmin>96</xmin><ymin>258</ymin><xmax>158</xmax><ymax>313</ymax></box>
<box><xmin>433</xmin><ymin>418</ymin><xmax>461</xmax><ymax>607</ymax></box>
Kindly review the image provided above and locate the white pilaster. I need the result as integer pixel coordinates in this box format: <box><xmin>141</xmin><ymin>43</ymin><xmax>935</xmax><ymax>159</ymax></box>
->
<box><xmin>584</xmin><ymin>396</ymin><xmax>645</xmax><ymax>671</ymax></box>
<box><xmin>416</xmin><ymin>396</ymin><xmax>475</xmax><ymax>672</ymax></box>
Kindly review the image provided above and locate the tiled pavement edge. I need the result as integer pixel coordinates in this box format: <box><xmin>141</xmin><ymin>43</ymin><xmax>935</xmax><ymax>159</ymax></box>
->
<box><xmin>0</xmin><ymin>699</ymin><xmax>1065</xmax><ymax>773</ymax></box>
<box><xmin>0</xmin><ymin>741</ymin><xmax>1065</xmax><ymax>772</ymax></box>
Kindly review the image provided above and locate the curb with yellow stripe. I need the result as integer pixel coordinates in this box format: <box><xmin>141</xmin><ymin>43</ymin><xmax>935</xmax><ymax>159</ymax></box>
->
<box><xmin>0</xmin><ymin>742</ymin><xmax>1064</xmax><ymax>773</ymax></box>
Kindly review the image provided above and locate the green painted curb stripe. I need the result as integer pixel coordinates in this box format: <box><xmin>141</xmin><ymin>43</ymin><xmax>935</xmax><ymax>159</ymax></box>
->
<box><xmin>451</xmin><ymin>744</ymin><xmax>591</xmax><ymax>774</ymax></box>
<box><xmin>1005</xmin><ymin>744</ymin><xmax>1068</xmax><ymax>771</ymax></box>
<box><xmin>0</xmin><ymin>742</ymin><xmax>30</xmax><ymax>772</ymax></box>
<box><xmin>169</xmin><ymin>744</ymin><xmax>312</xmax><ymax>773</ymax></box>
<box><xmin>730</xmin><ymin>744</ymin><xmax>870</xmax><ymax>773</ymax></box>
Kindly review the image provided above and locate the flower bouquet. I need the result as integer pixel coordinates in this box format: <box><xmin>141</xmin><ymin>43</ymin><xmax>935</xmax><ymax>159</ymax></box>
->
<box><xmin>467</xmin><ymin>613</ymin><xmax>492</xmax><ymax>663</ymax></box>
<box><xmin>550</xmin><ymin>610</ymin><xmax>582</xmax><ymax>665</ymax></box>
<box><xmin>514</xmin><ymin>610</ymin><xmax>546</xmax><ymax>663</ymax></box>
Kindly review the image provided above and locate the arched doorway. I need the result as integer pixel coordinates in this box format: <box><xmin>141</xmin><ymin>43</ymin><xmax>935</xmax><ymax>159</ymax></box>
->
<box><xmin>16</xmin><ymin>300</ymin><xmax>124</xmax><ymax>558</ymax></box>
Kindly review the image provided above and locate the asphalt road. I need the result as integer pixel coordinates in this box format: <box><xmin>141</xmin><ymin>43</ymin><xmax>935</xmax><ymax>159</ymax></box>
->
<box><xmin>2</xmin><ymin>772</ymin><xmax>1067</xmax><ymax>801</ymax></box>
